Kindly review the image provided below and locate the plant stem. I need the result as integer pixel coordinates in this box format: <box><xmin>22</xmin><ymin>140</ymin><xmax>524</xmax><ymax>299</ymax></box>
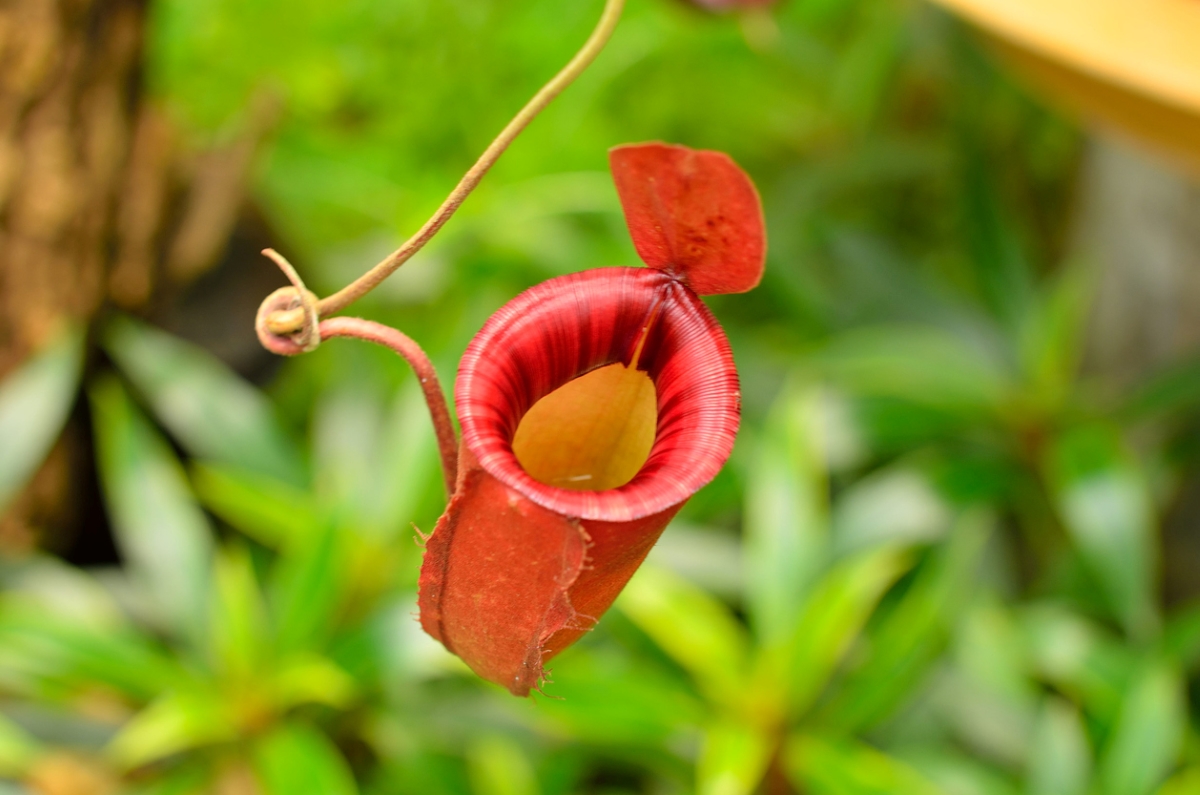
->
<box><xmin>319</xmin><ymin>317</ymin><xmax>458</xmax><ymax>496</ymax></box>
<box><xmin>264</xmin><ymin>0</ymin><xmax>626</xmax><ymax>336</ymax></box>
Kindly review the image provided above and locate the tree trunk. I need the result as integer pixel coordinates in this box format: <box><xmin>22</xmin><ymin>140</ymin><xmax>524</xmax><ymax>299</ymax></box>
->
<box><xmin>0</xmin><ymin>0</ymin><xmax>150</xmax><ymax>375</ymax></box>
<box><xmin>1079</xmin><ymin>134</ymin><xmax>1200</xmax><ymax>386</ymax></box>
<box><xmin>0</xmin><ymin>0</ymin><xmax>272</xmax><ymax>554</ymax></box>
<box><xmin>1075</xmin><ymin>133</ymin><xmax>1200</xmax><ymax>607</ymax></box>
<box><xmin>0</xmin><ymin>0</ymin><xmax>147</xmax><ymax>554</ymax></box>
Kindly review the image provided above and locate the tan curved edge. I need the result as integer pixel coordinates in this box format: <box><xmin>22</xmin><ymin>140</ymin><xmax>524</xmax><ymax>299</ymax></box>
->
<box><xmin>927</xmin><ymin>0</ymin><xmax>1200</xmax><ymax>115</ymax></box>
<box><xmin>989</xmin><ymin>35</ymin><xmax>1200</xmax><ymax>177</ymax></box>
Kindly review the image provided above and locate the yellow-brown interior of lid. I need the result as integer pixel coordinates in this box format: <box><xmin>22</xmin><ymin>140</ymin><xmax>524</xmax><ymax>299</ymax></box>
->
<box><xmin>513</xmin><ymin>363</ymin><xmax>657</xmax><ymax>492</ymax></box>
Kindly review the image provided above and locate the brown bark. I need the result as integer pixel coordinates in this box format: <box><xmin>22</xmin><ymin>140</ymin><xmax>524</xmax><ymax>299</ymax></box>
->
<box><xmin>0</xmin><ymin>0</ymin><xmax>275</xmax><ymax>552</ymax></box>
<box><xmin>0</xmin><ymin>0</ymin><xmax>146</xmax><ymax>553</ymax></box>
<box><xmin>0</xmin><ymin>0</ymin><xmax>145</xmax><ymax>376</ymax></box>
<box><xmin>1079</xmin><ymin>134</ymin><xmax>1200</xmax><ymax>386</ymax></box>
<box><xmin>0</xmin><ymin>0</ymin><xmax>281</xmax><ymax>376</ymax></box>
<box><xmin>1075</xmin><ymin>135</ymin><xmax>1200</xmax><ymax>607</ymax></box>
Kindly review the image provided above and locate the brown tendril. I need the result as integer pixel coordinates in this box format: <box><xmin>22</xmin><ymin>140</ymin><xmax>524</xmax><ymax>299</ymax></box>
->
<box><xmin>253</xmin><ymin>0</ymin><xmax>626</xmax><ymax>497</ymax></box>
<box><xmin>255</xmin><ymin>249</ymin><xmax>319</xmax><ymax>354</ymax></box>
<box><xmin>257</xmin><ymin>0</ymin><xmax>626</xmax><ymax>339</ymax></box>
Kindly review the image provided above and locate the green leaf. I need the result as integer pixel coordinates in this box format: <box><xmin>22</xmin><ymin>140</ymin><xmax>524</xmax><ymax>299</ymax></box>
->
<box><xmin>0</xmin><ymin>326</ymin><xmax>83</xmax><ymax>513</ymax></box>
<box><xmin>311</xmin><ymin>386</ymin><xmax>385</xmax><ymax>526</ymax></box>
<box><xmin>784</xmin><ymin>734</ymin><xmax>945</xmax><ymax>795</ymax></box>
<box><xmin>122</xmin><ymin>765</ymin><xmax>210</xmax><ymax>795</ymax></box>
<box><xmin>1123</xmin><ymin>355</ymin><xmax>1200</xmax><ymax>421</ymax></box>
<box><xmin>647</xmin><ymin>522</ymin><xmax>744</xmax><ymax>600</ymax></box>
<box><xmin>107</xmin><ymin>689</ymin><xmax>237</xmax><ymax>770</ymax></box>
<box><xmin>2</xmin><ymin>555</ymin><xmax>125</xmax><ymax>628</ymax></box>
<box><xmin>270</xmin><ymin>520</ymin><xmax>346</xmax><ymax>654</ymax></box>
<box><xmin>361</xmin><ymin>380</ymin><xmax>440</xmax><ymax>539</ymax></box>
<box><xmin>816</xmin><ymin>327</ymin><xmax>1009</xmax><ymax>418</ymax></box>
<box><xmin>533</xmin><ymin>649</ymin><xmax>704</xmax><ymax>745</ymax></box>
<box><xmin>899</xmin><ymin>749</ymin><xmax>1021</xmax><ymax>795</ymax></box>
<box><xmin>1019</xmin><ymin>604</ymin><xmax>1134</xmax><ymax>725</ymax></box>
<box><xmin>776</xmin><ymin>545</ymin><xmax>911</xmax><ymax>717</ymax></box>
<box><xmin>1097</xmin><ymin>658</ymin><xmax>1186</xmax><ymax>795</ymax></box>
<box><xmin>310</xmin><ymin>383</ymin><xmax>437</xmax><ymax>540</ymax></box>
<box><xmin>696</xmin><ymin>718</ymin><xmax>773</xmax><ymax>795</ymax></box>
<box><xmin>832</xmin><ymin>466</ymin><xmax>951</xmax><ymax>555</ymax></box>
<box><xmin>617</xmin><ymin>564</ymin><xmax>750</xmax><ymax>705</ymax></box>
<box><xmin>1016</xmin><ymin>266</ymin><xmax>1090</xmax><ymax>415</ymax></box>
<box><xmin>466</xmin><ymin>734</ymin><xmax>539</xmax><ymax>795</ymax></box>
<box><xmin>956</xmin><ymin>135</ymin><xmax>1035</xmax><ymax>330</ymax></box>
<box><xmin>255</xmin><ymin>722</ymin><xmax>357</xmax><ymax>795</ymax></box>
<box><xmin>90</xmin><ymin>376</ymin><xmax>213</xmax><ymax>643</ymax></box>
<box><xmin>192</xmin><ymin>462</ymin><xmax>320</xmax><ymax>548</ymax></box>
<box><xmin>0</xmin><ymin>604</ymin><xmax>183</xmax><ymax>700</ymax></box>
<box><xmin>1164</xmin><ymin>601</ymin><xmax>1200</xmax><ymax>671</ymax></box>
<box><xmin>830</xmin><ymin>0</ymin><xmax>902</xmax><ymax>131</ymax></box>
<box><xmin>822</xmin><ymin>513</ymin><xmax>990</xmax><ymax>731</ymax></box>
<box><xmin>103</xmin><ymin>315</ymin><xmax>305</xmax><ymax>485</ymax></box>
<box><xmin>268</xmin><ymin>653</ymin><xmax>356</xmax><ymax>711</ymax></box>
<box><xmin>207</xmin><ymin>545</ymin><xmax>269</xmax><ymax>680</ymax></box>
<box><xmin>1047</xmin><ymin>425</ymin><xmax>1158</xmax><ymax>638</ymax></box>
<box><xmin>0</xmin><ymin>713</ymin><xmax>40</xmax><ymax>777</ymax></box>
<box><xmin>744</xmin><ymin>383</ymin><xmax>829</xmax><ymax>644</ymax></box>
<box><xmin>941</xmin><ymin>600</ymin><xmax>1039</xmax><ymax>767</ymax></box>
<box><xmin>1157</xmin><ymin>767</ymin><xmax>1200</xmax><ymax>795</ymax></box>
<box><xmin>1027</xmin><ymin>697</ymin><xmax>1091</xmax><ymax>795</ymax></box>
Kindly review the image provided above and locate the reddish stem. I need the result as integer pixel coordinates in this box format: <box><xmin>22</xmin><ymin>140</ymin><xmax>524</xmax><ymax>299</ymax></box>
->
<box><xmin>319</xmin><ymin>317</ymin><xmax>458</xmax><ymax>496</ymax></box>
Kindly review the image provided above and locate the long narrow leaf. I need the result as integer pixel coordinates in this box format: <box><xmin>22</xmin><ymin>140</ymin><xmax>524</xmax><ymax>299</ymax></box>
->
<box><xmin>103</xmin><ymin>316</ymin><xmax>305</xmax><ymax>485</ymax></box>
<box><xmin>90</xmin><ymin>376</ymin><xmax>213</xmax><ymax>643</ymax></box>
<box><xmin>815</xmin><ymin>327</ymin><xmax>1009</xmax><ymax>418</ymax></box>
<box><xmin>821</xmin><ymin>512</ymin><xmax>990</xmax><ymax>731</ymax></box>
<box><xmin>780</xmin><ymin>545</ymin><xmax>911</xmax><ymax>717</ymax></box>
<box><xmin>207</xmin><ymin>544</ymin><xmax>269</xmax><ymax>680</ymax></box>
<box><xmin>254</xmin><ymin>722</ymin><xmax>357</xmax><ymax>795</ymax></box>
<box><xmin>0</xmin><ymin>326</ymin><xmax>83</xmax><ymax>513</ymax></box>
<box><xmin>191</xmin><ymin>462</ymin><xmax>320</xmax><ymax>548</ymax></box>
<box><xmin>1097</xmin><ymin>658</ymin><xmax>1185</xmax><ymax>795</ymax></box>
<box><xmin>1027</xmin><ymin>697</ymin><xmax>1091</xmax><ymax>795</ymax></box>
<box><xmin>466</xmin><ymin>734</ymin><xmax>540</xmax><ymax>795</ymax></box>
<box><xmin>696</xmin><ymin>718</ymin><xmax>774</xmax><ymax>795</ymax></box>
<box><xmin>617</xmin><ymin>564</ymin><xmax>750</xmax><ymax>705</ymax></box>
<box><xmin>744</xmin><ymin>383</ymin><xmax>829</xmax><ymax>644</ymax></box>
<box><xmin>1157</xmin><ymin>767</ymin><xmax>1200</xmax><ymax>795</ymax></box>
<box><xmin>0</xmin><ymin>713</ymin><xmax>40</xmax><ymax>777</ymax></box>
<box><xmin>1019</xmin><ymin>604</ymin><xmax>1135</xmax><ymax>726</ymax></box>
<box><xmin>0</xmin><ymin>605</ymin><xmax>182</xmax><ymax>700</ymax></box>
<box><xmin>270</xmin><ymin>520</ymin><xmax>346</xmax><ymax>654</ymax></box>
<box><xmin>784</xmin><ymin>733</ymin><xmax>945</xmax><ymax>795</ymax></box>
<box><xmin>107</xmin><ymin>689</ymin><xmax>237</xmax><ymax>770</ymax></box>
<box><xmin>532</xmin><ymin>650</ymin><xmax>704</xmax><ymax>745</ymax></box>
<box><xmin>1047</xmin><ymin>425</ymin><xmax>1158</xmax><ymax>638</ymax></box>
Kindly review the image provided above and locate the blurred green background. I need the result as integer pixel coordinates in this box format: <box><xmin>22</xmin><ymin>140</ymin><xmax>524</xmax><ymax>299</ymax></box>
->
<box><xmin>3</xmin><ymin>0</ymin><xmax>1200</xmax><ymax>793</ymax></box>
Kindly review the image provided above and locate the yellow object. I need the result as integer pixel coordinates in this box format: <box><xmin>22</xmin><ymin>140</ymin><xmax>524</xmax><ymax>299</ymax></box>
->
<box><xmin>513</xmin><ymin>363</ymin><xmax>657</xmax><ymax>492</ymax></box>
<box><xmin>928</xmin><ymin>0</ymin><xmax>1200</xmax><ymax>172</ymax></box>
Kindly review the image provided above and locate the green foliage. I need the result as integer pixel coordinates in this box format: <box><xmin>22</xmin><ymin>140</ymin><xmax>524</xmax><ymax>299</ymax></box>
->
<box><xmin>1</xmin><ymin>0</ymin><xmax>1197</xmax><ymax>793</ymax></box>
<box><xmin>90</xmin><ymin>375</ymin><xmax>215</xmax><ymax>645</ymax></box>
<box><xmin>256</xmin><ymin>723</ymin><xmax>360</xmax><ymax>795</ymax></box>
<box><xmin>0</xmin><ymin>327</ymin><xmax>83</xmax><ymax>514</ymax></box>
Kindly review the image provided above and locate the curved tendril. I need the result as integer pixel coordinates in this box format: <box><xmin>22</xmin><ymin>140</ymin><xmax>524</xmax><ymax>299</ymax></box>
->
<box><xmin>254</xmin><ymin>254</ymin><xmax>459</xmax><ymax>494</ymax></box>
<box><xmin>262</xmin><ymin>0</ymin><xmax>626</xmax><ymax>337</ymax></box>
<box><xmin>254</xmin><ymin>250</ymin><xmax>320</xmax><ymax>356</ymax></box>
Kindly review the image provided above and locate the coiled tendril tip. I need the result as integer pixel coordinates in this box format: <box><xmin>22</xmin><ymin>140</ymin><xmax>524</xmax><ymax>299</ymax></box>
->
<box><xmin>255</xmin><ymin>249</ymin><xmax>320</xmax><ymax>355</ymax></box>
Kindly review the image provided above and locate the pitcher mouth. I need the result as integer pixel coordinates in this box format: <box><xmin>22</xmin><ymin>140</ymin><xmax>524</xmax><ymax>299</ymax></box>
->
<box><xmin>455</xmin><ymin>267</ymin><xmax>740</xmax><ymax>523</ymax></box>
